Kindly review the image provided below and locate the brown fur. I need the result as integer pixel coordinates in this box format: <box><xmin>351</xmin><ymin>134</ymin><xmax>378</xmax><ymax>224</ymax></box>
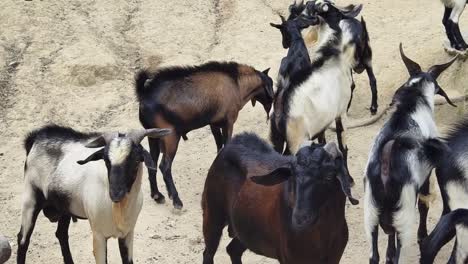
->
<box><xmin>202</xmin><ymin>152</ymin><xmax>349</xmax><ymax>264</ymax></box>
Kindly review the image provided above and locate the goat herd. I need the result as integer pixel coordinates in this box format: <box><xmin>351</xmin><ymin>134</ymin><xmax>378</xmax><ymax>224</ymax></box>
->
<box><xmin>11</xmin><ymin>0</ymin><xmax>468</xmax><ymax>264</ymax></box>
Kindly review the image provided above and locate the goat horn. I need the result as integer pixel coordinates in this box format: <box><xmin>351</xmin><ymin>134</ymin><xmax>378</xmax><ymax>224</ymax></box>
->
<box><xmin>85</xmin><ymin>132</ymin><xmax>118</xmax><ymax>148</ymax></box>
<box><xmin>280</xmin><ymin>14</ymin><xmax>286</xmax><ymax>23</ymax></box>
<box><xmin>428</xmin><ymin>55</ymin><xmax>458</xmax><ymax>80</ymax></box>
<box><xmin>399</xmin><ymin>43</ymin><xmax>422</xmax><ymax>76</ymax></box>
<box><xmin>128</xmin><ymin>128</ymin><xmax>172</xmax><ymax>144</ymax></box>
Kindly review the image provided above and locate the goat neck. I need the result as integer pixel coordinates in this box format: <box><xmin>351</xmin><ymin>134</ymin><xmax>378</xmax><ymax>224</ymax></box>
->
<box><xmin>237</xmin><ymin>66</ymin><xmax>264</xmax><ymax>105</ymax></box>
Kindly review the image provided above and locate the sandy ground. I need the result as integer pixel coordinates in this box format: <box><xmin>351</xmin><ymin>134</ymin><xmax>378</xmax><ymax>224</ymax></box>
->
<box><xmin>1</xmin><ymin>0</ymin><xmax>468</xmax><ymax>263</ymax></box>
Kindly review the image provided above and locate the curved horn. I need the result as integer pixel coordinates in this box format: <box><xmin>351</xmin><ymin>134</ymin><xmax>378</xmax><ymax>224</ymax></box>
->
<box><xmin>280</xmin><ymin>14</ymin><xmax>286</xmax><ymax>23</ymax></box>
<box><xmin>129</xmin><ymin>128</ymin><xmax>172</xmax><ymax>144</ymax></box>
<box><xmin>428</xmin><ymin>56</ymin><xmax>458</xmax><ymax>79</ymax></box>
<box><xmin>399</xmin><ymin>43</ymin><xmax>422</xmax><ymax>76</ymax></box>
<box><xmin>85</xmin><ymin>132</ymin><xmax>118</xmax><ymax>148</ymax></box>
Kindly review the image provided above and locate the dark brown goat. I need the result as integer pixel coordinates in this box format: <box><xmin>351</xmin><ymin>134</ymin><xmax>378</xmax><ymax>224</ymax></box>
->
<box><xmin>202</xmin><ymin>133</ymin><xmax>358</xmax><ymax>264</ymax></box>
<box><xmin>136</xmin><ymin>61</ymin><xmax>274</xmax><ymax>209</ymax></box>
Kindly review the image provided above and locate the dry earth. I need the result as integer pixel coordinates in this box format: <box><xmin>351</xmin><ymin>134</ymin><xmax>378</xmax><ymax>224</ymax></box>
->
<box><xmin>1</xmin><ymin>0</ymin><xmax>468</xmax><ymax>263</ymax></box>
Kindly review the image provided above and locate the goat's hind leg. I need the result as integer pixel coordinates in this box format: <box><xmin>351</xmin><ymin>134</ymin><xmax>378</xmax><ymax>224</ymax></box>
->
<box><xmin>148</xmin><ymin>138</ymin><xmax>165</xmax><ymax>204</ymax></box>
<box><xmin>335</xmin><ymin>117</ymin><xmax>354</xmax><ymax>184</ymax></box>
<box><xmin>385</xmin><ymin>234</ymin><xmax>396</xmax><ymax>264</ymax></box>
<box><xmin>56</xmin><ymin>215</ymin><xmax>74</xmax><ymax>264</ymax></box>
<box><xmin>418</xmin><ymin>177</ymin><xmax>432</xmax><ymax>244</ymax></box>
<box><xmin>17</xmin><ymin>185</ymin><xmax>44</xmax><ymax>264</ymax></box>
<box><xmin>159</xmin><ymin>132</ymin><xmax>183</xmax><ymax>209</ymax></box>
<box><xmin>210</xmin><ymin>125</ymin><xmax>224</xmax><ymax>152</ymax></box>
<box><xmin>347</xmin><ymin>70</ymin><xmax>356</xmax><ymax>113</ymax></box>
<box><xmin>365</xmin><ymin>63</ymin><xmax>378</xmax><ymax>115</ymax></box>
<box><xmin>226</xmin><ymin>238</ymin><xmax>247</xmax><ymax>264</ymax></box>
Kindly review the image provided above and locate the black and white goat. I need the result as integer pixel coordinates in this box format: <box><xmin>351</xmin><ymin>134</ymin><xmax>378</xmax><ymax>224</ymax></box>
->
<box><xmin>270</xmin><ymin>15</ymin><xmax>317</xmax><ymax>153</ymax></box>
<box><xmin>287</xmin><ymin>0</ymin><xmax>378</xmax><ymax>115</ymax></box>
<box><xmin>17</xmin><ymin>125</ymin><xmax>170</xmax><ymax>264</ymax></box>
<box><xmin>420</xmin><ymin>117</ymin><xmax>468</xmax><ymax>263</ymax></box>
<box><xmin>269</xmin><ymin>0</ymin><xmax>362</xmax><ymax>183</ymax></box>
<box><xmin>364</xmin><ymin>44</ymin><xmax>456</xmax><ymax>264</ymax></box>
<box><xmin>441</xmin><ymin>0</ymin><xmax>468</xmax><ymax>51</ymax></box>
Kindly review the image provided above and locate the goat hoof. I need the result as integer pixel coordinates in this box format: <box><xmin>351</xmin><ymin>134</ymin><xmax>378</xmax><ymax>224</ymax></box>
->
<box><xmin>152</xmin><ymin>193</ymin><xmax>166</xmax><ymax>204</ymax></box>
<box><xmin>370</xmin><ymin>106</ymin><xmax>377</xmax><ymax>115</ymax></box>
<box><xmin>173</xmin><ymin>197</ymin><xmax>183</xmax><ymax>210</ymax></box>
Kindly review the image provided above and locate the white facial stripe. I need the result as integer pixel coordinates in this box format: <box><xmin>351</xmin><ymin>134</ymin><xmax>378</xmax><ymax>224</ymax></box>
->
<box><xmin>108</xmin><ymin>138</ymin><xmax>133</xmax><ymax>165</ymax></box>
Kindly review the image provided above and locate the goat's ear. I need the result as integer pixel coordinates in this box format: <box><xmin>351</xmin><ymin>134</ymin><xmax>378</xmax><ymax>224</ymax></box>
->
<box><xmin>251</xmin><ymin>98</ymin><xmax>257</xmax><ymax>107</ymax></box>
<box><xmin>77</xmin><ymin>148</ymin><xmax>105</xmax><ymax>165</ymax></box>
<box><xmin>420</xmin><ymin>209</ymin><xmax>468</xmax><ymax>263</ymax></box>
<box><xmin>325</xmin><ymin>143</ymin><xmax>359</xmax><ymax>205</ymax></box>
<box><xmin>337</xmin><ymin>4</ymin><xmax>363</xmax><ymax>18</ymax></box>
<box><xmin>436</xmin><ymin>84</ymin><xmax>457</xmax><ymax>107</ymax></box>
<box><xmin>422</xmin><ymin>138</ymin><xmax>450</xmax><ymax>166</ymax></box>
<box><xmin>250</xmin><ymin>167</ymin><xmax>292</xmax><ymax>186</ymax></box>
<box><xmin>270</xmin><ymin>23</ymin><xmax>282</xmax><ymax>29</ymax></box>
<box><xmin>140</xmin><ymin>146</ymin><xmax>157</xmax><ymax>171</ymax></box>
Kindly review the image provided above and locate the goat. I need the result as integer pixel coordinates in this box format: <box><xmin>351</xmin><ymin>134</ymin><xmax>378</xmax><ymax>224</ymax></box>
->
<box><xmin>288</xmin><ymin>0</ymin><xmax>378</xmax><ymax>115</ymax></box>
<box><xmin>201</xmin><ymin>132</ymin><xmax>358</xmax><ymax>264</ymax></box>
<box><xmin>363</xmin><ymin>44</ymin><xmax>456</xmax><ymax>264</ymax></box>
<box><xmin>268</xmin><ymin>1</ymin><xmax>362</xmax><ymax>184</ymax></box>
<box><xmin>17</xmin><ymin>125</ymin><xmax>170</xmax><ymax>264</ymax></box>
<box><xmin>136</xmin><ymin>61</ymin><xmax>274</xmax><ymax>209</ymax></box>
<box><xmin>420</xmin><ymin>117</ymin><xmax>468</xmax><ymax>263</ymax></box>
<box><xmin>441</xmin><ymin>0</ymin><xmax>468</xmax><ymax>51</ymax></box>
<box><xmin>269</xmin><ymin>15</ymin><xmax>318</xmax><ymax>153</ymax></box>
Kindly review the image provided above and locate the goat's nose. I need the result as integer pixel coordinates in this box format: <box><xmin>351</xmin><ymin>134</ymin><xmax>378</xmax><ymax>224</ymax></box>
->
<box><xmin>110</xmin><ymin>189</ymin><xmax>126</xmax><ymax>203</ymax></box>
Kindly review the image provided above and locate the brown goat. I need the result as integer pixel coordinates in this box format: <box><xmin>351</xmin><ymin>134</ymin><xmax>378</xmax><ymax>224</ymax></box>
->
<box><xmin>136</xmin><ymin>61</ymin><xmax>274</xmax><ymax>209</ymax></box>
<box><xmin>202</xmin><ymin>133</ymin><xmax>358</xmax><ymax>264</ymax></box>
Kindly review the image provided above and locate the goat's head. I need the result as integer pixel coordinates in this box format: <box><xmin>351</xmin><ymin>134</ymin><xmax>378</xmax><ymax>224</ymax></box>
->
<box><xmin>77</xmin><ymin>128</ymin><xmax>171</xmax><ymax>202</ymax></box>
<box><xmin>249</xmin><ymin>142</ymin><xmax>358</xmax><ymax>230</ymax></box>
<box><xmin>288</xmin><ymin>0</ymin><xmax>306</xmax><ymax>20</ymax></box>
<box><xmin>392</xmin><ymin>44</ymin><xmax>457</xmax><ymax>108</ymax></box>
<box><xmin>270</xmin><ymin>14</ymin><xmax>319</xmax><ymax>49</ymax></box>
<box><xmin>304</xmin><ymin>0</ymin><xmax>363</xmax><ymax>29</ymax></box>
<box><xmin>252</xmin><ymin>68</ymin><xmax>274</xmax><ymax>120</ymax></box>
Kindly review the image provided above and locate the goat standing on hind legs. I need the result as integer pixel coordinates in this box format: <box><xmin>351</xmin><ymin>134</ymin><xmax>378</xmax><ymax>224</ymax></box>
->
<box><xmin>136</xmin><ymin>62</ymin><xmax>274</xmax><ymax>209</ymax></box>
<box><xmin>364</xmin><ymin>44</ymin><xmax>457</xmax><ymax>264</ymax></box>
<box><xmin>441</xmin><ymin>0</ymin><xmax>468</xmax><ymax>51</ymax></box>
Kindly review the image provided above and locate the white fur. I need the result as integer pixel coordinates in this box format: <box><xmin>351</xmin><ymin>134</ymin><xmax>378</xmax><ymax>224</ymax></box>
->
<box><xmin>108</xmin><ymin>138</ymin><xmax>132</xmax><ymax>165</ymax></box>
<box><xmin>393</xmin><ymin>184</ymin><xmax>418</xmax><ymax>264</ymax></box>
<box><xmin>287</xmin><ymin>22</ymin><xmax>352</xmax><ymax>153</ymax></box>
<box><xmin>363</xmin><ymin>180</ymin><xmax>379</xmax><ymax>259</ymax></box>
<box><xmin>445</xmin><ymin>182</ymin><xmax>468</xmax><ymax>263</ymax></box>
<box><xmin>446</xmin><ymin>0</ymin><xmax>466</xmax><ymax>23</ymax></box>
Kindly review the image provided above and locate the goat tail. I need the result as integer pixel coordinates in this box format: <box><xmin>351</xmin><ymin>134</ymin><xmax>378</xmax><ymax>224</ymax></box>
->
<box><xmin>135</xmin><ymin>70</ymin><xmax>152</xmax><ymax>101</ymax></box>
<box><xmin>420</xmin><ymin>209</ymin><xmax>468</xmax><ymax>264</ymax></box>
<box><xmin>361</xmin><ymin>16</ymin><xmax>369</xmax><ymax>43</ymax></box>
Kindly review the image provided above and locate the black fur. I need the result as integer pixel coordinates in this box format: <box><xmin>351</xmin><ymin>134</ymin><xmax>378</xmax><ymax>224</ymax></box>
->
<box><xmin>135</xmin><ymin>61</ymin><xmax>240</xmax><ymax>101</ymax></box>
<box><xmin>24</xmin><ymin>125</ymin><xmax>98</xmax><ymax>155</ymax></box>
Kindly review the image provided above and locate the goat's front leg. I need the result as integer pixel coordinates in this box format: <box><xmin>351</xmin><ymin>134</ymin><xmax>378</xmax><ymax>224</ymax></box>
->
<box><xmin>335</xmin><ymin>117</ymin><xmax>354</xmax><ymax>184</ymax></box>
<box><xmin>369</xmin><ymin>226</ymin><xmax>380</xmax><ymax>264</ymax></box>
<box><xmin>221</xmin><ymin>118</ymin><xmax>236</xmax><ymax>146</ymax></box>
<box><xmin>119</xmin><ymin>231</ymin><xmax>134</xmax><ymax>264</ymax></box>
<box><xmin>448</xmin><ymin>5</ymin><xmax>468</xmax><ymax>50</ymax></box>
<box><xmin>347</xmin><ymin>70</ymin><xmax>356</xmax><ymax>113</ymax></box>
<box><xmin>93</xmin><ymin>233</ymin><xmax>108</xmax><ymax>264</ymax></box>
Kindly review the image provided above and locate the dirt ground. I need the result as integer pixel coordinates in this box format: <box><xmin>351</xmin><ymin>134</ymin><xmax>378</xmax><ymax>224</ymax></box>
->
<box><xmin>1</xmin><ymin>0</ymin><xmax>468</xmax><ymax>263</ymax></box>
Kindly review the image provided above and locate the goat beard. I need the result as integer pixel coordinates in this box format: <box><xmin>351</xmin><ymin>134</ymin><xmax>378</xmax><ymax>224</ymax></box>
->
<box><xmin>112</xmin><ymin>195</ymin><xmax>129</xmax><ymax>232</ymax></box>
<box><xmin>302</xmin><ymin>27</ymin><xmax>318</xmax><ymax>46</ymax></box>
